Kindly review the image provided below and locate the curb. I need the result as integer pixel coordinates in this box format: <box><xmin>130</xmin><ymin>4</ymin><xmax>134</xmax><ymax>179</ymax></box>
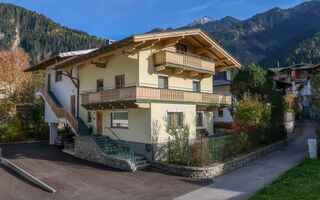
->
<box><xmin>0</xmin><ymin>140</ymin><xmax>48</xmax><ymax>145</ymax></box>
<box><xmin>1</xmin><ymin>158</ymin><xmax>55</xmax><ymax>193</ymax></box>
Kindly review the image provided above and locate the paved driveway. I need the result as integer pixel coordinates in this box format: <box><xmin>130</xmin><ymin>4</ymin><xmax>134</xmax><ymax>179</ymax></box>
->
<box><xmin>0</xmin><ymin>142</ymin><xmax>211</xmax><ymax>200</ymax></box>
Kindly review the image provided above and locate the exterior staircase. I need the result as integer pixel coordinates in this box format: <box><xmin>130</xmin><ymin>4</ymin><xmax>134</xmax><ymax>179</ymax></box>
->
<box><xmin>91</xmin><ymin>135</ymin><xmax>150</xmax><ymax>170</ymax></box>
<box><xmin>35</xmin><ymin>83</ymin><xmax>78</xmax><ymax>133</ymax></box>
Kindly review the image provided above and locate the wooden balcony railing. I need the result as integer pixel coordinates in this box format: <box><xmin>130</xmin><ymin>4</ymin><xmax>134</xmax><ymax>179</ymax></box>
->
<box><xmin>81</xmin><ymin>85</ymin><xmax>231</xmax><ymax>106</ymax></box>
<box><xmin>34</xmin><ymin>83</ymin><xmax>78</xmax><ymax>132</ymax></box>
<box><xmin>154</xmin><ymin>50</ymin><xmax>215</xmax><ymax>73</ymax></box>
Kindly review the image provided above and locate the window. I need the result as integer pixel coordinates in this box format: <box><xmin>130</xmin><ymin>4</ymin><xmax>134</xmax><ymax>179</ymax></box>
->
<box><xmin>226</xmin><ymin>71</ymin><xmax>231</xmax><ymax>81</ymax></box>
<box><xmin>115</xmin><ymin>74</ymin><xmax>125</xmax><ymax>89</ymax></box>
<box><xmin>87</xmin><ymin>112</ymin><xmax>92</xmax><ymax>123</ymax></box>
<box><xmin>55</xmin><ymin>71</ymin><xmax>62</xmax><ymax>82</ymax></box>
<box><xmin>158</xmin><ymin>75</ymin><xmax>168</xmax><ymax>89</ymax></box>
<box><xmin>192</xmin><ymin>80</ymin><xmax>201</xmax><ymax>92</ymax></box>
<box><xmin>97</xmin><ymin>79</ymin><xmax>104</xmax><ymax>91</ymax></box>
<box><xmin>111</xmin><ymin>111</ymin><xmax>129</xmax><ymax>128</ymax></box>
<box><xmin>167</xmin><ymin>112</ymin><xmax>183</xmax><ymax>128</ymax></box>
<box><xmin>218</xmin><ymin>110</ymin><xmax>224</xmax><ymax>117</ymax></box>
<box><xmin>175</xmin><ymin>44</ymin><xmax>187</xmax><ymax>53</ymax></box>
<box><xmin>196</xmin><ymin>112</ymin><xmax>204</xmax><ymax>126</ymax></box>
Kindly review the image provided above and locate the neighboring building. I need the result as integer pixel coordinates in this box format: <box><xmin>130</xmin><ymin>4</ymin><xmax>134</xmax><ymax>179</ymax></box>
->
<box><xmin>213</xmin><ymin>71</ymin><xmax>233</xmax><ymax>132</ymax></box>
<box><xmin>267</xmin><ymin>63</ymin><xmax>320</xmax><ymax>119</ymax></box>
<box><xmin>25</xmin><ymin>29</ymin><xmax>241</xmax><ymax>169</ymax></box>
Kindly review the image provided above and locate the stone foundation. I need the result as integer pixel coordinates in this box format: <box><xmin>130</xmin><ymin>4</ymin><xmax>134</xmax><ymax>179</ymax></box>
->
<box><xmin>154</xmin><ymin>140</ymin><xmax>287</xmax><ymax>179</ymax></box>
<box><xmin>74</xmin><ymin>136</ymin><xmax>136</xmax><ymax>171</ymax></box>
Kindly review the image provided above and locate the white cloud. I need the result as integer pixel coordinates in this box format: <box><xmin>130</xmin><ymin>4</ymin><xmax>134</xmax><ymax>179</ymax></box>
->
<box><xmin>179</xmin><ymin>2</ymin><xmax>214</xmax><ymax>14</ymax></box>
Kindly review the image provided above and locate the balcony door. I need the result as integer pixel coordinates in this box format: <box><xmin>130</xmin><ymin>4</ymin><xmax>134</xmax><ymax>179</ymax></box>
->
<box><xmin>96</xmin><ymin>111</ymin><xmax>103</xmax><ymax>135</ymax></box>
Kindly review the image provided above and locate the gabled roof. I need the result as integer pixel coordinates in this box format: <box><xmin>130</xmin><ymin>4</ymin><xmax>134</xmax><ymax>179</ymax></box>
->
<box><xmin>24</xmin><ymin>49</ymin><xmax>97</xmax><ymax>72</ymax></box>
<box><xmin>54</xmin><ymin>29</ymin><xmax>242</xmax><ymax>71</ymax></box>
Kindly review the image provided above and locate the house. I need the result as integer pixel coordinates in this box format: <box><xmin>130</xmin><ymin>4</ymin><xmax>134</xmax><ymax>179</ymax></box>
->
<box><xmin>268</xmin><ymin>63</ymin><xmax>320</xmax><ymax>119</ymax></box>
<box><xmin>25</xmin><ymin>29</ymin><xmax>241</xmax><ymax>170</ymax></box>
<box><xmin>213</xmin><ymin>71</ymin><xmax>233</xmax><ymax>133</ymax></box>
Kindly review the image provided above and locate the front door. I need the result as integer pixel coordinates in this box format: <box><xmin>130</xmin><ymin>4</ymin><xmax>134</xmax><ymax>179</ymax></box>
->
<box><xmin>47</xmin><ymin>73</ymin><xmax>51</xmax><ymax>91</ymax></box>
<box><xmin>71</xmin><ymin>95</ymin><xmax>76</xmax><ymax>116</ymax></box>
<box><xmin>96</xmin><ymin>111</ymin><xmax>103</xmax><ymax>135</ymax></box>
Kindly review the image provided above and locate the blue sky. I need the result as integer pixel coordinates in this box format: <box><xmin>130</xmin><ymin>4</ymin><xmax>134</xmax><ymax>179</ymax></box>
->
<box><xmin>1</xmin><ymin>0</ymin><xmax>307</xmax><ymax>40</ymax></box>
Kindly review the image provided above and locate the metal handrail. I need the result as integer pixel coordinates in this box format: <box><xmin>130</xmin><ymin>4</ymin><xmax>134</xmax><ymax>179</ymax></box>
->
<box><xmin>104</xmin><ymin>127</ymin><xmax>121</xmax><ymax>142</ymax></box>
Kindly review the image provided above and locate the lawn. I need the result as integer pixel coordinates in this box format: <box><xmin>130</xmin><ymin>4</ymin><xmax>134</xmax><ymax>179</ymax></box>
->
<box><xmin>249</xmin><ymin>159</ymin><xmax>320</xmax><ymax>200</ymax></box>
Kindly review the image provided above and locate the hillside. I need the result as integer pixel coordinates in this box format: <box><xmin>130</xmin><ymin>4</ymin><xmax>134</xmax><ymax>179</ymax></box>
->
<box><xmin>179</xmin><ymin>0</ymin><xmax>320</xmax><ymax>68</ymax></box>
<box><xmin>0</xmin><ymin>3</ymin><xmax>106</xmax><ymax>65</ymax></box>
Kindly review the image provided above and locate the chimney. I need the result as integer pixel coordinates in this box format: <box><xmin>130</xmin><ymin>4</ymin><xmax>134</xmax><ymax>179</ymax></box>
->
<box><xmin>106</xmin><ymin>39</ymin><xmax>116</xmax><ymax>45</ymax></box>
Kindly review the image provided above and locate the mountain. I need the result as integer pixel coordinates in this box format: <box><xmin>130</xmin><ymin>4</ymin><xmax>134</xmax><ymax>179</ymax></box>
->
<box><xmin>180</xmin><ymin>0</ymin><xmax>320</xmax><ymax>68</ymax></box>
<box><xmin>181</xmin><ymin>16</ymin><xmax>241</xmax><ymax>33</ymax></box>
<box><xmin>0</xmin><ymin>3</ymin><xmax>107</xmax><ymax>65</ymax></box>
<box><xmin>187</xmin><ymin>16</ymin><xmax>214</xmax><ymax>27</ymax></box>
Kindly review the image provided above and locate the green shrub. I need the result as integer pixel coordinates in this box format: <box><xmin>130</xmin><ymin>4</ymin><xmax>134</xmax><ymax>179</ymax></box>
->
<box><xmin>0</xmin><ymin>118</ymin><xmax>24</xmax><ymax>142</ymax></box>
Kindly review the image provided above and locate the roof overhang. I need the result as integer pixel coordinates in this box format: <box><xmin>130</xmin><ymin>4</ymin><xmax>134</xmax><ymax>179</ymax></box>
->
<box><xmin>53</xmin><ymin>29</ymin><xmax>242</xmax><ymax>72</ymax></box>
<box><xmin>23</xmin><ymin>49</ymin><xmax>98</xmax><ymax>72</ymax></box>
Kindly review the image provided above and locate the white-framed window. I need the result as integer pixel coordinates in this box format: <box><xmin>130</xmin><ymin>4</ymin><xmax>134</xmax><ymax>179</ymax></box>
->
<box><xmin>111</xmin><ymin>111</ymin><xmax>129</xmax><ymax>128</ymax></box>
<box><xmin>196</xmin><ymin>111</ymin><xmax>204</xmax><ymax>126</ymax></box>
<box><xmin>218</xmin><ymin>110</ymin><xmax>224</xmax><ymax>117</ymax></box>
<box><xmin>226</xmin><ymin>70</ymin><xmax>231</xmax><ymax>81</ymax></box>
<box><xmin>158</xmin><ymin>74</ymin><xmax>169</xmax><ymax>89</ymax></box>
<box><xmin>192</xmin><ymin>79</ymin><xmax>201</xmax><ymax>92</ymax></box>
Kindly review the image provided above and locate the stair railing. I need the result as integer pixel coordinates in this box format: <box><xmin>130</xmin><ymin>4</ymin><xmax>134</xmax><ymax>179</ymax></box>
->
<box><xmin>34</xmin><ymin>83</ymin><xmax>78</xmax><ymax>133</ymax></box>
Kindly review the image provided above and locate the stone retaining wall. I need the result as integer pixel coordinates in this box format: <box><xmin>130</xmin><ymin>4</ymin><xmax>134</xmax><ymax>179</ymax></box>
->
<box><xmin>154</xmin><ymin>140</ymin><xmax>287</xmax><ymax>179</ymax></box>
<box><xmin>74</xmin><ymin>136</ymin><xmax>136</xmax><ymax>171</ymax></box>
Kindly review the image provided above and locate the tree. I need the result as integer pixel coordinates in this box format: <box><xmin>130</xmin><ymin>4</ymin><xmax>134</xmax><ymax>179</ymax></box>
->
<box><xmin>311</xmin><ymin>69</ymin><xmax>320</xmax><ymax>109</ymax></box>
<box><xmin>230</xmin><ymin>63</ymin><xmax>286</xmax><ymax>120</ymax></box>
<box><xmin>0</xmin><ymin>48</ymin><xmax>32</xmax><ymax>118</ymax></box>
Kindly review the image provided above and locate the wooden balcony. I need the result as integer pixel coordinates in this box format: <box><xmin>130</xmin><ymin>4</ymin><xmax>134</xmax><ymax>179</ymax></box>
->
<box><xmin>154</xmin><ymin>50</ymin><xmax>215</xmax><ymax>76</ymax></box>
<box><xmin>81</xmin><ymin>85</ymin><xmax>231</xmax><ymax>110</ymax></box>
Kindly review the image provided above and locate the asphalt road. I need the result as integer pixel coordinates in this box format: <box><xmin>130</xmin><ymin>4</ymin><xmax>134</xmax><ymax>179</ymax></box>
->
<box><xmin>0</xmin><ymin>142</ymin><xmax>211</xmax><ymax>200</ymax></box>
<box><xmin>175</xmin><ymin>120</ymin><xmax>319</xmax><ymax>200</ymax></box>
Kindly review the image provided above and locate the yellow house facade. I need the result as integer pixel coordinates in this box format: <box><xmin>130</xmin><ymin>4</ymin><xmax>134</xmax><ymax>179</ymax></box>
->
<box><xmin>53</xmin><ymin>29</ymin><xmax>241</xmax><ymax>161</ymax></box>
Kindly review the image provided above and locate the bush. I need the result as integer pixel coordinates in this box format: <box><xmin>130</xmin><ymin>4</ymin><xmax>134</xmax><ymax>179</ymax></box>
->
<box><xmin>0</xmin><ymin>118</ymin><xmax>25</xmax><ymax>142</ymax></box>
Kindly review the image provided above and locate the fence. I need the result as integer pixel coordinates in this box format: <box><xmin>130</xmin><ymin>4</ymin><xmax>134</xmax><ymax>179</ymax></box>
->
<box><xmin>165</xmin><ymin>129</ymin><xmax>287</xmax><ymax>167</ymax></box>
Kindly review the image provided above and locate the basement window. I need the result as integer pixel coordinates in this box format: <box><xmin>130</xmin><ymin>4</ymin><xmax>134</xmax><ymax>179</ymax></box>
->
<box><xmin>111</xmin><ymin>111</ymin><xmax>129</xmax><ymax>128</ymax></box>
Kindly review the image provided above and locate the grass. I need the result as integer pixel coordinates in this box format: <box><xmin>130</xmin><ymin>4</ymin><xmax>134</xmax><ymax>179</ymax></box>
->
<box><xmin>249</xmin><ymin>159</ymin><xmax>320</xmax><ymax>200</ymax></box>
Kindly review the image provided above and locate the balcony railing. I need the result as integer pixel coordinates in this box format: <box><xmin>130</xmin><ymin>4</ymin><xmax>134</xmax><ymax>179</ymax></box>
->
<box><xmin>81</xmin><ymin>83</ymin><xmax>231</xmax><ymax>106</ymax></box>
<box><xmin>154</xmin><ymin>50</ymin><xmax>215</xmax><ymax>73</ymax></box>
